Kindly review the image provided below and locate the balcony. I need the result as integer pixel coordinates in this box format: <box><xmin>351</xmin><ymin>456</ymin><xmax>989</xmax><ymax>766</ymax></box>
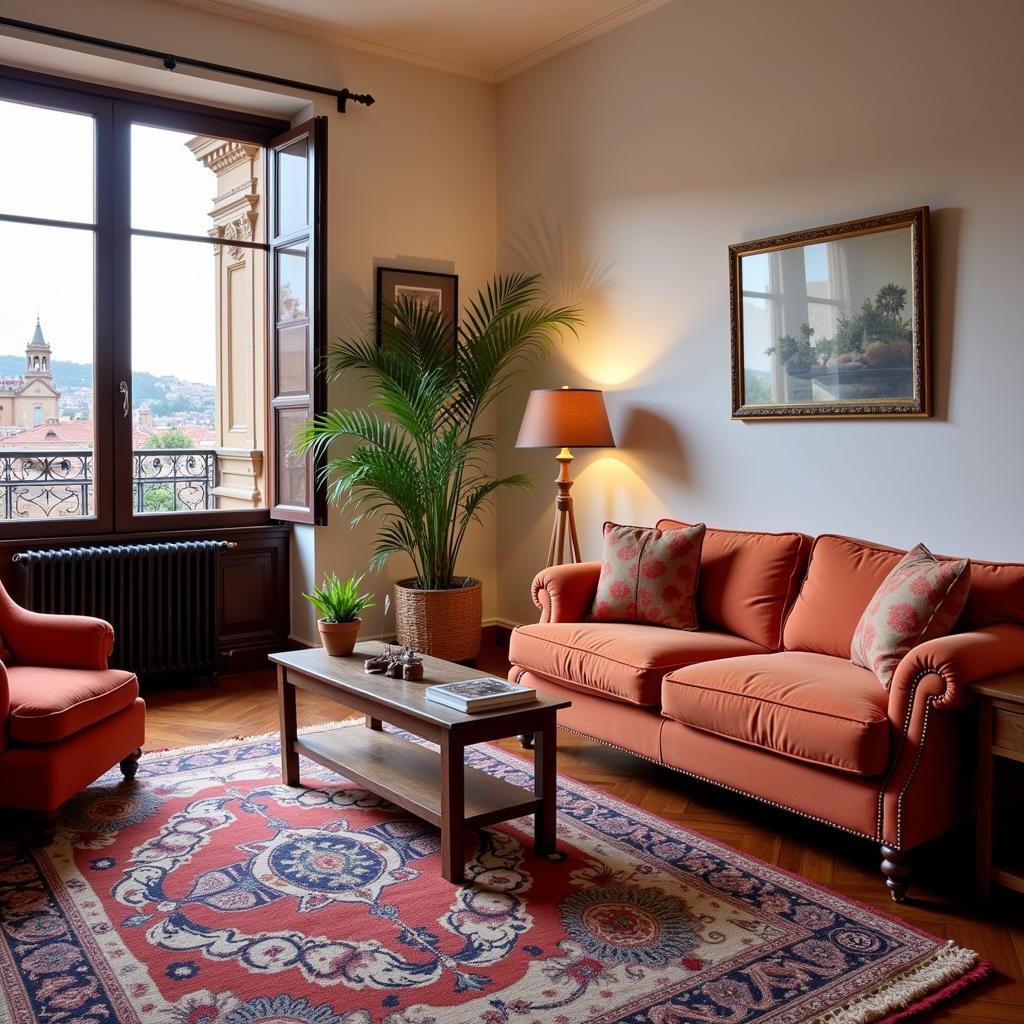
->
<box><xmin>0</xmin><ymin>448</ymin><xmax>217</xmax><ymax>519</ymax></box>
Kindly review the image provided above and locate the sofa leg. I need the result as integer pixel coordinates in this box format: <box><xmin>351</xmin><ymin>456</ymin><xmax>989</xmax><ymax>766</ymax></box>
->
<box><xmin>119</xmin><ymin>747</ymin><xmax>143</xmax><ymax>781</ymax></box>
<box><xmin>880</xmin><ymin>845</ymin><xmax>912</xmax><ymax>903</ymax></box>
<box><xmin>26</xmin><ymin>809</ymin><xmax>59</xmax><ymax>847</ymax></box>
<box><xmin>517</xmin><ymin>733</ymin><xmax>535</xmax><ymax>750</ymax></box>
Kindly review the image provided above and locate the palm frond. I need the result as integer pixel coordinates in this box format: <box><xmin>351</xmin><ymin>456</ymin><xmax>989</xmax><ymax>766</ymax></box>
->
<box><xmin>303</xmin><ymin>274</ymin><xmax>582</xmax><ymax>587</ymax></box>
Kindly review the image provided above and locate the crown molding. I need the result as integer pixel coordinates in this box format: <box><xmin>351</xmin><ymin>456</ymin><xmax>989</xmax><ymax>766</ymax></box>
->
<box><xmin>162</xmin><ymin>0</ymin><xmax>495</xmax><ymax>82</ymax></box>
<box><xmin>162</xmin><ymin>0</ymin><xmax>676</xmax><ymax>85</ymax></box>
<box><xmin>494</xmin><ymin>0</ymin><xmax>676</xmax><ymax>81</ymax></box>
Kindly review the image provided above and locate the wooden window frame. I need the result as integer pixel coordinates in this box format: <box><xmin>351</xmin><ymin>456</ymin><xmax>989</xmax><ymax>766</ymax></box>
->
<box><xmin>0</xmin><ymin>65</ymin><xmax>328</xmax><ymax>540</ymax></box>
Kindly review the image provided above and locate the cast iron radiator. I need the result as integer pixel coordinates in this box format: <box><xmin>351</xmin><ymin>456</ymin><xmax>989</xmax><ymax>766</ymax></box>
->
<box><xmin>14</xmin><ymin>540</ymin><xmax>235</xmax><ymax>684</ymax></box>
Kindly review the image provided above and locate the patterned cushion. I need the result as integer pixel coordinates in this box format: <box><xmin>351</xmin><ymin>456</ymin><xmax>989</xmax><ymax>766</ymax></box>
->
<box><xmin>591</xmin><ymin>522</ymin><xmax>705</xmax><ymax>630</ymax></box>
<box><xmin>850</xmin><ymin>543</ymin><xmax>971</xmax><ymax>688</ymax></box>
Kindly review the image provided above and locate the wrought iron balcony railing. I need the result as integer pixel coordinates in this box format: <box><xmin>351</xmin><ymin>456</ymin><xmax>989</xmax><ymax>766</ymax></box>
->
<box><xmin>0</xmin><ymin>448</ymin><xmax>217</xmax><ymax>519</ymax></box>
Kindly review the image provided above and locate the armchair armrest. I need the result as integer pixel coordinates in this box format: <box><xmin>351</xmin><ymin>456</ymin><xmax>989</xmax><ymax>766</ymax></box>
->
<box><xmin>531</xmin><ymin>561</ymin><xmax>602</xmax><ymax>623</ymax></box>
<box><xmin>887</xmin><ymin>624</ymin><xmax>1024</xmax><ymax>727</ymax></box>
<box><xmin>0</xmin><ymin>594</ymin><xmax>114</xmax><ymax>671</ymax></box>
<box><xmin>0</xmin><ymin>660</ymin><xmax>8</xmax><ymax>755</ymax></box>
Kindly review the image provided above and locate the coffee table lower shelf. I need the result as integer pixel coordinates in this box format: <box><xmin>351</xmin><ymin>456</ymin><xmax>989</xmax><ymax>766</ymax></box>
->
<box><xmin>296</xmin><ymin>727</ymin><xmax>541</xmax><ymax>835</ymax></box>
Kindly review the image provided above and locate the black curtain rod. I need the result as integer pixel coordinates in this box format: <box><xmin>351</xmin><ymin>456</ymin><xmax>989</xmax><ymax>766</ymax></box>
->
<box><xmin>0</xmin><ymin>15</ymin><xmax>374</xmax><ymax>112</ymax></box>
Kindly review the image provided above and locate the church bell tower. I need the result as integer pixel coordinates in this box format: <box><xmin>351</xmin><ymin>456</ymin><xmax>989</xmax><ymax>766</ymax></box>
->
<box><xmin>25</xmin><ymin>318</ymin><xmax>53</xmax><ymax>380</ymax></box>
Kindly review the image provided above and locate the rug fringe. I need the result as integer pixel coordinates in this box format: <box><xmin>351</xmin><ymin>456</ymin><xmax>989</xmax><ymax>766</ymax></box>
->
<box><xmin>811</xmin><ymin>942</ymin><xmax>986</xmax><ymax>1023</ymax></box>
<box><xmin>139</xmin><ymin>719</ymin><xmax>361</xmax><ymax>759</ymax></box>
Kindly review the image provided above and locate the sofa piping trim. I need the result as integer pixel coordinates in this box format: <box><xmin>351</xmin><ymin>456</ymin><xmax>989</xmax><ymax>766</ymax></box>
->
<box><xmin>555</xmin><ymin>721</ymin><xmax>881</xmax><ymax>844</ymax></box>
<box><xmin>874</xmin><ymin>666</ymin><xmax>946</xmax><ymax>849</ymax></box>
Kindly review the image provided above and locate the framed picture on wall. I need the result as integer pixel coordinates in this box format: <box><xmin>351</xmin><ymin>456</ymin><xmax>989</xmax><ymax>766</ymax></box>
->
<box><xmin>730</xmin><ymin>207</ymin><xmax>930</xmax><ymax>419</ymax></box>
<box><xmin>376</xmin><ymin>266</ymin><xmax>458</xmax><ymax>349</ymax></box>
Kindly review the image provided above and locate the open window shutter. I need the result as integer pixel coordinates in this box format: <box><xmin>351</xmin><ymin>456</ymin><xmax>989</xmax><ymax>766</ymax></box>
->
<box><xmin>268</xmin><ymin>116</ymin><xmax>327</xmax><ymax>524</ymax></box>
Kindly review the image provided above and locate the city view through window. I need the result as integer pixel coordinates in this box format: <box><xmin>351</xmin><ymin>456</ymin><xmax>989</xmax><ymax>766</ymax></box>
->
<box><xmin>0</xmin><ymin>97</ymin><xmax>268</xmax><ymax>520</ymax></box>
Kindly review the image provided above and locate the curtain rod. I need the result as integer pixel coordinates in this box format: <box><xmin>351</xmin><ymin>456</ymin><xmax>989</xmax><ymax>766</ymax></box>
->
<box><xmin>0</xmin><ymin>15</ymin><xmax>375</xmax><ymax>112</ymax></box>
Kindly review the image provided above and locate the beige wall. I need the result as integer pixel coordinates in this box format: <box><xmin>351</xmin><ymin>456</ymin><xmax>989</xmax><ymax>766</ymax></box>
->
<box><xmin>8</xmin><ymin>0</ymin><xmax>1024</xmax><ymax>638</ymax></box>
<box><xmin>0</xmin><ymin>0</ymin><xmax>498</xmax><ymax>644</ymax></box>
<box><xmin>495</xmin><ymin>0</ymin><xmax>1024</xmax><ymax>625</ymax></box>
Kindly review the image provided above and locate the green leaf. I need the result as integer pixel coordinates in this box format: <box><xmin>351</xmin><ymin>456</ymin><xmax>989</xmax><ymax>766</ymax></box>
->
<box><xmin>303</xmin><ymin>274</ymin><xmax>582</xmax><ymax>587</ymax></box>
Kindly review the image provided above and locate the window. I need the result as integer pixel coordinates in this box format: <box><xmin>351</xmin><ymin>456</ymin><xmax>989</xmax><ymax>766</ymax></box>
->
<box><xmin>741</xmin><ymin>244</ymin><xmax>851</xmax><ymax>405</ymax></box>
<box><xmin>0</xmin><ymin>70</ymin><xmax>325</xmax><ymax>535</ymax></box>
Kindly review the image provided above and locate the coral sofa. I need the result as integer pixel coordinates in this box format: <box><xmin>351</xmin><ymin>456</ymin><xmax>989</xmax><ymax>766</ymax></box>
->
<box><xmin>0</xmin><ymin>580</ymin><xmax>145</xmax><ymax>843</ymax></box>
<box><xmin>509</xmin><ymin>522</ymin><xmax>1024</xmax><ymax>900</ymax></box>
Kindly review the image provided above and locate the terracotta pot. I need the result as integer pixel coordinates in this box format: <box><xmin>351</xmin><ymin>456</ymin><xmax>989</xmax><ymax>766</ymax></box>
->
<box><xmin>394</xmin><ymin>577</ymin><xmax>482</xmax><ymax>662</ymax></box>
<box><xmin>317</xmin><ymin>617</ymin><xmax>362</xmax><ymax>657</ymax></box>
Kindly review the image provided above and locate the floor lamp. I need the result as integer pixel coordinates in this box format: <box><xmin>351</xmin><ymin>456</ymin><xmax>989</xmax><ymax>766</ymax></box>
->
<box><xmin>516</xmin><ymin>387</ymin><xmax>615</xmax><ymax>567</ymax></box>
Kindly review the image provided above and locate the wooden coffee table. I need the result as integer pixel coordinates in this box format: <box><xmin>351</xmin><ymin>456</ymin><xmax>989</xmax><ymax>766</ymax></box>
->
<box><xmin>269</xmin><ymin>642</ymin><xmax>571</xmax><ymax>883</ymax></box>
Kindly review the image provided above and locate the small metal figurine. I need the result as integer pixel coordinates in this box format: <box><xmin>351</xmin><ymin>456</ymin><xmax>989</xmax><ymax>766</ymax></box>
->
<box><xmin>401</xmin><ymin>647</ymin><xmax>424</xmax><ymax>681</ymax></box>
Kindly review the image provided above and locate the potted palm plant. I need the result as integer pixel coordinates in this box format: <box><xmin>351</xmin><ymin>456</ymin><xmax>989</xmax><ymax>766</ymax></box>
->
<box><xmin>299</xmin><ymin>273</ymin><xmax>581</xmax><ymax>661</ymax></box>
<box><xmin>303</xmin><ymin>572</ymin><xmax>375</xmax><ymax>656</ymax></box>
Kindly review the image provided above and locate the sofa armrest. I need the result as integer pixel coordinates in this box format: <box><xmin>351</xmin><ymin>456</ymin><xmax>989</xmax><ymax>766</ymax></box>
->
<box><xmin>887</xmin><ymin>624</ymin><xmax>1024</xmax><ymax>726</ymax></box>
<box><xmin>531</xmin><ymin>561</ymin><xmax>602</xmax><ymax>623</ymax></box>
<box><xmin>0</xmin><ymin>597</ymin><xmax>114</xmax><ymax>671</ymax></box>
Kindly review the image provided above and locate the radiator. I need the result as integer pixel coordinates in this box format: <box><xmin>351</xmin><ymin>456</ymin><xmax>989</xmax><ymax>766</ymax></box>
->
<box><xmin>14</xmin><ymin>540</ymin><xmax>234</xmax><ymax>684</ymax></box>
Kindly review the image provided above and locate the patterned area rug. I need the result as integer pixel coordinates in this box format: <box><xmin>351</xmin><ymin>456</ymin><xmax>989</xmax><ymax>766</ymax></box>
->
<box><xmin>0</xmin><ymin>724</ymin><xmax>989</xmax><ymax>1024</ymax></box>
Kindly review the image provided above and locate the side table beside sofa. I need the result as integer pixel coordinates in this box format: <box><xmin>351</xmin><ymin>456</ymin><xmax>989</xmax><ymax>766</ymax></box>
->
<box><xmin>973</xmin><ymin>673</ymin><xmax>1024</xmax><ymax>899</ymax></box>
<box><xmin>510</xmin><ymin>522</ymin><xmax>1024</xmax><ymax>900</ymax></box>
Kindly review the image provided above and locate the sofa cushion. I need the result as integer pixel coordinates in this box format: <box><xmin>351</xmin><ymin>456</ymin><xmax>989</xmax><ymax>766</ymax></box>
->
<box><xmin>510</xmin><ymin>622</ymin><xmax>769</xmax><ymax>706</ymax></box>
<box><xmin>661</xmin><ymin>652</ymin><xmax>890</xmax><ymax>776</ymax></box>
<box><xmin>851</xmin><ymin>543</ymin><xmax>971</xmax><ymax>688</ymax></box>
<box><xmin>591</xmin><ymin>522</ymin><xmax>705</xmax><ymax>630</ymax></box>
<box><xmin>784</xmin><ymin>534</ymin><xmax>1024</xmax><ymax>658</ymax></box>
<box><xmin>7</xmin><ymin>667</ymin><xmax>139</xmax><ymax>745</ymax></box>
<box><xmin>957</xmin><ymin>559</ymin><xmax>1024</xmax><ymax>630</ymax></box>
<box><xmin>783</xmin><ymin>535</ymin><xmax>904</xmax><ymax>658</ymax></box>
<box><xmin>658</xmin><ymin>520</ymin><xmax>810</xmax><ymax>650</ymax></box>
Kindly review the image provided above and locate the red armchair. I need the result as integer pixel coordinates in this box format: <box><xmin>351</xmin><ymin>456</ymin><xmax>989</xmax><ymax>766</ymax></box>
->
<box><xmin>0</xmin><ymin>579</ymin><xmax>145</xmax><ymax>843</ymax></box>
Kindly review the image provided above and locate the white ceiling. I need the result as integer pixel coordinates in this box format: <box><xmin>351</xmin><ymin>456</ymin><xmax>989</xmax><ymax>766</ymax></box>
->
<box><xmin>167</xmin><ymin>0</ymin><xmax>675</xmax><ymax>81</ymax></box>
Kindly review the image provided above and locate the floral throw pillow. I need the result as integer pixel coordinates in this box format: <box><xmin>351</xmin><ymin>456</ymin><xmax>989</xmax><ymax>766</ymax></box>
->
<box><xmin>591</xmin><ymin>522</ymin><xmax>705</xmax><ymax>630</ymax></box>
<box><xmin>850</xmin><ymin>543</ymin><xmax>971</xmax><ymax>689</ymax></box>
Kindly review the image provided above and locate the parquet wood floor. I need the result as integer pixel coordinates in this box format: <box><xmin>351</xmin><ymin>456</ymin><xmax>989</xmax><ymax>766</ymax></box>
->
<box><xmin>142</xmin><ymin>650</ymin><xmax>1024</xmax><ymax>1022</ymax></box>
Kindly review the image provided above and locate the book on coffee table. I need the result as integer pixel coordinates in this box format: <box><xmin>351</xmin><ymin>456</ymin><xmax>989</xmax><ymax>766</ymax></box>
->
<box><xmin>425</xmin><ymin>677</ymin><xmax>536</xmax><ymax>713</ymax></box>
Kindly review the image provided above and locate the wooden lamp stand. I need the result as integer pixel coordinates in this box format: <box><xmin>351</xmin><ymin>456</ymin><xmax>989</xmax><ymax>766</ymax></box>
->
<box><xmin>516</xmin><ymin>387</ymin><xmax>615</xmax><ymax>568</ymax></box>
<box><xmin>547</xmin><ymin>447</ymin><xmax>582</xmax><ymax>567</ymax></box>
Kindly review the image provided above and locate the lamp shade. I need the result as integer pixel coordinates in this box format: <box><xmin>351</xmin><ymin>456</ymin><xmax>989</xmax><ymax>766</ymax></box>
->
<box><xmin>515</xmin><ymin>387</ymin><xmax>615</xmax><ymax>449</ymax></box>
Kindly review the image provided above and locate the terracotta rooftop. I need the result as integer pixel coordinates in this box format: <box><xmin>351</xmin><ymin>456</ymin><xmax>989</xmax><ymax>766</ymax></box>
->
<box><xmin>0</xmin><ymin>422</ymin><xmax>216</xmax><ymax>449</ymax></box>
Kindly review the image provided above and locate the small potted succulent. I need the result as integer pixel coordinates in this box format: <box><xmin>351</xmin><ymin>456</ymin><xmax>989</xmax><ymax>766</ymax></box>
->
<box><xmin>303</xmin><ymin>572</ymin><xmax>375</xmax><ymax>656</ymax></box>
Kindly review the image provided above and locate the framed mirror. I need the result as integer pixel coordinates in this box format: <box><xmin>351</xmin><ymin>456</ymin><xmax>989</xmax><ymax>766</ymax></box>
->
<box><xmin>730</xmin><ymin>207</ymin><xmax>930</xmax><ymax>419</ymax></box>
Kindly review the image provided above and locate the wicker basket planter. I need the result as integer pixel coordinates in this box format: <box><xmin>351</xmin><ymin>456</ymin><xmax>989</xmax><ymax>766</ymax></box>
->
<box><xmin>394</xmin><ymin>577</ymin><xmax>482</xmax><ymax>662</ymax></box>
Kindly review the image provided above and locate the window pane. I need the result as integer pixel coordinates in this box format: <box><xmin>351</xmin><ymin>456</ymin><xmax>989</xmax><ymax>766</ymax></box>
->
<box><xmin>0</xmin><ymin>99</ymin><xmax>94</xmax><ymax>223</ymax></box>
<box><xmin>132</xmin><ymin>235</ymin><xmax>268</xmax><ymax>513</ymax></box>
<box><xmin>276</xmin><ymin>137</ymin><xmax>308</xmax><ymax>236</ymax></box>
<box><xmin>0</xmin><ymin>221</ymin><xmax>95</xmax><ymax>520</ymax></box>
<box><xmin>131</xmin><ymin>123</ymin><xmax>265</xmax><ymax>241</ymax></box>
<box><xmin>277</xmin><ymin>323</ymin><xmax>308</xmax><ymax>394</ymax></box>
<box><xmin>276</xmin><ymin>407</ymin><xmax>308</xmax><ymax>508</ymax></box>
<box><xmin>277</xmin><ymin>245</ymin><xmax>308</xmax><ymax>322</ymax></box>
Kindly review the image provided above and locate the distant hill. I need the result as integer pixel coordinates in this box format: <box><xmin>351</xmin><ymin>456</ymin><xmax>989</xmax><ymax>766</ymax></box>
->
<box><xmin>0</xmin><ymin>355</ymin><xmax>213</xmax><ymax>418</ymax></box>
<box><xmin>0</xmin><ymin>355</ymin><xmax>205</xmax><ymax>398</ymax></box>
